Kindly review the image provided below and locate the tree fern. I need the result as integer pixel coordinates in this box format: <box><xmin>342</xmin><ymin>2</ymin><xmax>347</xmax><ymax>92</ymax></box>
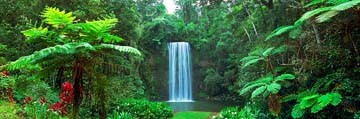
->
<box><xmin>41</xmin><ymin>7</ymin><xmax>76</xmax><ymax>28</ymax></box>
<box><xmin>21</xmin><ymin>26</ymin><xmax>48</xmax><ymax>41</ymax></box>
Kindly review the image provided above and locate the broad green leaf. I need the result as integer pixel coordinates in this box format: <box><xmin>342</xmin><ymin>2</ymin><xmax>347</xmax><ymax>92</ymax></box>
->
<box><xmin>311</xmin><ymin>93</ymin><xmax>332</xmax><ymax>113</ymax></box>
<box><xmin>294</xmin><ymin>7</ymin><xmax>332</xmax><ymax>25</ymax></box>
<box><xmin>267</xmin><ymin>83</ymin><xmax>281</xmax><ymax>94</ymax></box>
<box><xmin>302</xmin><ymin>94</ymin><xmax>319</xmax><ymax>101</ymax></box>
<box><xmin>275</xmin><ymin>74</ymin><xmax>296</xmax><ymax>82</ymax></box>
<box><xmin>265</xmin><ymin>25</ymin><xmax>295</xmax><ymax>41</ymax></box>
<box><xmin>240</xmin><ymin>83</ymin><xmax>267</xmax><ymax>95</ymax></box>
<box><xmin>242</xmin><ymin>58</ymin><xmax>264</xmax><ymax>68</ymax></box>
<box><xmin>291</xmin><ymin>104</ymin><xmax>305</xmax><ymax>118</ymax></box>
<box><xmin>251</xmin><ymin>86</ymin><xmax>267</xmax><ymax>98</ymax></box>
<box><xmin>272</xmin><ymin>45</ymin><xmax>287</xmax><ymax>55</ymax></box>
<box><xmin>317</xmin><ymin>1</ymin><xmax>360</xmax><ymax>22</ymax></box>
<box><xmin>300</xmin><ymin>98</ymin><xmax>317</xmax><ymax>109</ymax></box>
<box><xmin>330</xmin><ymin>93</ymin><xmax>342</xmax><ymax>106</ymax></box>
<box><xmin>331</xmin><ymin>0</ymin><xmax>360</xmax><ymax>11</ymax></box>
<box><xmin>262</xmin><ymin>47</ymin><xmax>275</xmax><ymax>57</ymax></box>
<box><xmin>316</xmin><ymin>11</ymin><xmax>338</xmax><ymax>22</ymax></box>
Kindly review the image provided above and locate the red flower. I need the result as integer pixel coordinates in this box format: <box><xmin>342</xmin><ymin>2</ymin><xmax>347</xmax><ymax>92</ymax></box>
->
<box><xmin>59</xmin><ymin>91</ymin><xmax>73</xmax><ymax>104</ymax></box>
<box><xmin>40</xmin><ymin>97</ymin><xmax>47</xmax><ymax>105</ymax></box>
<box><xmin>24</xmin><ymin>96</ymin><xmax>32</xmax><ymax>104</ymax></box>
<box><xmin>50</xmin><ymin>102</ymin><xmax>68</xmax><ymax>115</ymax></box>
<box><xmin>62</xmin><ymin>82</ymin><xmax>73</xmax><ymax>92</ymax></box>
<box><xmin>1</xmin><ymin>71</ymin><xmax>10</xmax><ymax>77</ymax></box>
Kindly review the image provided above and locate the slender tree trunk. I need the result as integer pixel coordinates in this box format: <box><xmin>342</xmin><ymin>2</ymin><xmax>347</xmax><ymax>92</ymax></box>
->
<box><xmin>56</xmin><ymin>66</ymin><xmax>65</xmax><ymax>88</ymax></box>
<box><xmin>73</xmin><ymin>59</ymin><xmax>84</xmax><ymax>119</ymax></box>
<box><xmin>99</xmin><ymin>86</ymin><xmax>106</xmax><ymax>119</ymax></box>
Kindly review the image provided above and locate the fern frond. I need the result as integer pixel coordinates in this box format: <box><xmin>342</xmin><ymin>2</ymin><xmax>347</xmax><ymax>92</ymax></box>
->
<box><xmin>96</xmin><ymin>44</ymin><xmax>141</xmax><ymax>56</ymax></box>
<box><xmin>21</xmin><ymin>26</ymin><xmax>48</xmax><ymax>41</ymax></box>
<box><xmin>41</xmin><ymin>7</ymin><xmax>76</xmax><ymax>28</ymax></box>
<box><xmin>7</xmin><ymin>43</ymin><xmax>87</xmax><ymax>70</ymax></box>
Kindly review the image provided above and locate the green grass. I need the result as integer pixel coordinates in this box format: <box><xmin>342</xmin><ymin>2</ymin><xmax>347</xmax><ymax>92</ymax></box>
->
<box><xmin>172</xmin><ymin>111</ymin><xmax>213</xmax><ymax>119</ymax></box>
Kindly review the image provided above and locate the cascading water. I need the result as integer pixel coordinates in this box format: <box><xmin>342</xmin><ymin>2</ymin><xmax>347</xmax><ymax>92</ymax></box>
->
<box><xmin>168</xmin><ymin>42</ymin><xmax>193</xmax><ymax>102</ymax></box>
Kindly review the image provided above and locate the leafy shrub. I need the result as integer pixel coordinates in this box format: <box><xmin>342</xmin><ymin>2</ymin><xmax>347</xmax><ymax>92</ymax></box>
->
<box><xmin>110</xmin><ymin>99</ymin><xmax>173</xmax><ymax>119</ymax></box>
<box><xmin>0</xmin><ymin>101</ymin><xmax>20</xmax><ymax>119</ymax></box>
<box><xmin>203</xmin><ymin>68</ymin><xmax>224</xmax><ymax>96</ymax></box>
<box><xmin>213</xmin><ymin>104</ymin><xmax>259</xmax><ymax>119</ymax></box>
<box><xmin>24</xmin><ymin>101</ymin><xmax>67</xmax><ymax>119</ymax></box>
<box><xmin>108</xmin><ymin>111</ymin><xmax>134</xmax><ymax>119</ymax></box>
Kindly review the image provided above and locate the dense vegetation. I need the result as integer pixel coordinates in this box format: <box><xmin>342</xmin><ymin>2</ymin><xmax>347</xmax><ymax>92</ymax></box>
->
<box><xmin>0</xmin><ymin>0</ymin><xmax>359</xmax><ymax>118</ymax></box>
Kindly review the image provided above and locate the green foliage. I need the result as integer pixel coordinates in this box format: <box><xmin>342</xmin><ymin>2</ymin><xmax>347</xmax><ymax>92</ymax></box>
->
<box><xmin>266</xmin><ymin>0</ymin><xmax>360</xmax><ymax>40</ymax></box>
<box><xmin>21</xmin><ymin>26</ymin><xmax>49</xmax><ymax>41</ymax></box>
<box><xmin>240</xmin><ymin>73</ymin><xmax>295</xmax><ymax>99</ymax></box>
<box><xmin>290</xmin><ymin>92</ymin><xmax>342</xmax><ymax>118</ymax></box>
<box><xmin>241</xmin><ymin>46</ymin><xmax>287</xmax><ymax>68</ymax></box>
<box><xmin>203</xmin><ymin>68</ymin><xmax>224</xmax><ymax>96</ymax></box>
<box><xmin>213</xmin><ymin>104</ymin><xmax>260</xmax><ymax>119</ymax></box>
<box><xmin>41</xmin><ymin>7</ymin><xmax>76</xmax><ymax>28</ymax></box>
<box><xmin>107</xmin><ymin>111</ymin><xmax>134</xmax><ymax>119</ymax></box>
<box><xmin>110</xmin><ymin>99</ymin><xmax>173</xmax><ymax>119</ymax></box>
<box><xmin>24</xmin><ymin>101</ymin><xmax>67</xmax><ymax>119</ymax></box>
<box><xmin>0</xmin><ymin>101</ymin><xmax>20</xmax><ymax>119</ymax></box>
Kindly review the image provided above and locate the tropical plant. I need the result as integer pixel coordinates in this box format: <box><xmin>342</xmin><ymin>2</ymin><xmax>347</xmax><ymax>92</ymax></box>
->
<box><xmin>266</xmin><ymin>0</ymin><xmax>360</xmax><ymax>41</ymax></box>
<box><xmin>239</xmin><ymin>73</ymin><xmax>295</xmax><ymax>99</ymax></box>
<box><xmin>287</xmin><ymin>92</ymin><xmax>342</xmax><ymax>118</ymax></box>
<box><xmin>4</xmin><ymin>7</ymin><xmax>142</xmax><ymax>119</ymax></box>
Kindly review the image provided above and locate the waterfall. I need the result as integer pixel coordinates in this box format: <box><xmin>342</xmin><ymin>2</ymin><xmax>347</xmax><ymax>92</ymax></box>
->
<box><xmin>168</xmin><ymin>42</ymin><xmax>193</xmax><ymax>102</ymax></box>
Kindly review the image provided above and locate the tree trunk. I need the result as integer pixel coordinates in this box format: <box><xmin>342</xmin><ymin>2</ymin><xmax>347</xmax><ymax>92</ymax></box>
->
<box><xmin>99</xmin><ymin>87</ymin><xmax>106</xmax><ymax>119</ymax></box>
<box><xmin>73</xmin><ymin>59</ymin><xmax>84</xmax><ymax>119</ymax></box>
